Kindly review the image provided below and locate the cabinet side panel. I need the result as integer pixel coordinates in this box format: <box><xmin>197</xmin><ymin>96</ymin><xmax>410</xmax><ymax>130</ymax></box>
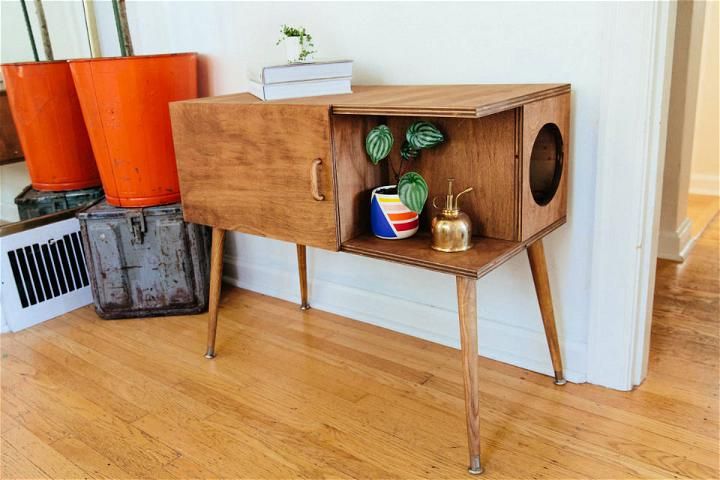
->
<box><xmin>388</xmin><ymin>111</ymin><xmax>519</xmax><ymax>240</ymax></box>
<box><xmin>170</xmin><ymin>102</ymin><xmax>338</xmax><ymax>250</ymax></box>
<box><xmin>521</xmin><ymin>93</ymin><xmax>570</xmax><ymax>240</ymax></box>
<box><xmin>333</xmin><ymin>115</ymin><xmax>387</xmax><ymax>243</ymax></box>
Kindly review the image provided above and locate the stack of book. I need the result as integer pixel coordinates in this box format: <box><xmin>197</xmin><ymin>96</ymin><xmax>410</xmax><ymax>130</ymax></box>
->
<box><xmin>248</xmin><ymin>59</ymin><xmax>353</xmax><ymax>101</ymax></box>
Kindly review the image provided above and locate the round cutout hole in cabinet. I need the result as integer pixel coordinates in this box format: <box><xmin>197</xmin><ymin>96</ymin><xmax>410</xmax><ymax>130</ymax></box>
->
<box><xmin>529</xmin><ymin>123</ymin><xmax>564</xmax><ymax>206</ymax></box>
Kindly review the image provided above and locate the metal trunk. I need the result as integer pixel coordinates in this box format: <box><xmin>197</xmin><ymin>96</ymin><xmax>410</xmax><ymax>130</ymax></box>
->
<box><xmin>15</xmin><ymin>185</ymin><xmax>105</xmax><ymax>220</ymax></box>
<box><xmin>77</xmin><ymin>200</ymin><xmax>210</xmax><ymax>319</ymax></box>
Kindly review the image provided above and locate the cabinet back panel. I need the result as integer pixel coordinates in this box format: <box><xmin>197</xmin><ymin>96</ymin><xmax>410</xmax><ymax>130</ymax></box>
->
<box><xmin>387</xmin><ymin>111</ymin><xmax>520</xmax><ymax>240</ymax></box>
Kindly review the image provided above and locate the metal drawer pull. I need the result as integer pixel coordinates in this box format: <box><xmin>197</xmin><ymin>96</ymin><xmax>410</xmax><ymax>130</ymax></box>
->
<box><xmin>310</xmin><ymin>158</ymin><xmax>325</xmax><ymax>201</ymax></box>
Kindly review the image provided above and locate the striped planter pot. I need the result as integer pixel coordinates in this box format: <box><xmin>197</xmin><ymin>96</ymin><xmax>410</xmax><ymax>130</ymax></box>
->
<box><xmin>370</xmin><ymin>185</ymin><xmax>419</xmax><ymax>239</ymax></box>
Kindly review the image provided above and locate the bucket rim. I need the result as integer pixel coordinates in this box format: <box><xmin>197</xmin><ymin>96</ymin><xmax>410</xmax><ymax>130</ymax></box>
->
<box><xmin>1</xmin><ymin>59</ymin><xmax>71</xmax><ymax>67</ymax></box>
<box><xmin>67</xmin><ymin>52</ymin><xmax>197</xmax><ymax>64</ymax></box>
<box><xmin>76</xmin><ymin>199</ymin><xmax>183</xmax><ymax>219</ymax></box>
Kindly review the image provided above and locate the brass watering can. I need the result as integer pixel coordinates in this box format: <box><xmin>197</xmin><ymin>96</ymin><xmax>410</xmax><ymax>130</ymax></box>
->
<box><xmin>431</xmin><ymin>178</ymin><xmax>474</xmax><ymax>253</ymax></box>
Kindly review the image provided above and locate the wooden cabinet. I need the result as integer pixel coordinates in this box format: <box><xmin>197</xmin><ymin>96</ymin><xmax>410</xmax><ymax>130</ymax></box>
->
<box><xmin>171</xmin><ymin>103</ymin><xmax>338</xmax><ymax>249</ymax></box>
<box><xmin>170</xmin><ymin>85</ymin><xmax>571</xmax><ymax>475</ymax></box>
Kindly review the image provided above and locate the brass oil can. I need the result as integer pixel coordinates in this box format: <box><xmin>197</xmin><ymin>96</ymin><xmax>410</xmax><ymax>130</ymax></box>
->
<box><xmin>431</xmin><ymin>178</ymin><xmax>474</xmax><ymax>253</ymax></box>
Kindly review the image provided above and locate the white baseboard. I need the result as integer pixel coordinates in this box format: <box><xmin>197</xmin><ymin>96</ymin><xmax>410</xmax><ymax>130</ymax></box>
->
<box><xmin>657</xmin><ymin>217</ymin><xmax>693</xmax><ymax>261</ymax></box>
<box><xmin>689</xmin><ymin>173</ymin><xmax>720</xmax><ymax>196</ymax></box>
<box><xmin>222</xmin><ymin>254</ymin><xmax>587</xmax><ymax>383</ymax></box>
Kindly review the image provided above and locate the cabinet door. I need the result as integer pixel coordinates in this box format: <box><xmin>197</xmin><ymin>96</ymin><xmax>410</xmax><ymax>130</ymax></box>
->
<box><xmin>171</xmin><ymin>103</ymin><xmax>338</xmax><ymax>250</ymax></box>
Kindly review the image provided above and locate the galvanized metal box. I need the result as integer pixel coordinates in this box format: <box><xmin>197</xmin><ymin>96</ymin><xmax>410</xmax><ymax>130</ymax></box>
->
<box><xmin>15</xmin><ymin>185</ymin><xmax>105</xmax><ymax>220</ymax></box>
<box><xmin>77</xmin><ymin>200</ymin><xmax>211</xmax><ymax>319</ymax></box>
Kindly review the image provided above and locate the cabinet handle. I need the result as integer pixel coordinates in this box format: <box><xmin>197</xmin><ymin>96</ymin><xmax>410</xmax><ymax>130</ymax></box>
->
<box><xmin>310</xmin><ymin>158</ymin><xmax>325</xmax><ymax>201</ymax></box>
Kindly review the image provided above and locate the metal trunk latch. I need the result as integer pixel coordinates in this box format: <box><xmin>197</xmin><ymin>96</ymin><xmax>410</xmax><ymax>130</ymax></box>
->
<box><xmin>127</xmin><ymin>209</ymin><xmax>146</xmax><ymax>245</ymax></box>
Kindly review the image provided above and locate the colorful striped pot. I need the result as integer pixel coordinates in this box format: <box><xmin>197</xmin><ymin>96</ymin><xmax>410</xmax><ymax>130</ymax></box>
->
<box><xmin>370</xmin><ymin>185</ymin><xmax>419</xmax><ymax>240</ymax></box>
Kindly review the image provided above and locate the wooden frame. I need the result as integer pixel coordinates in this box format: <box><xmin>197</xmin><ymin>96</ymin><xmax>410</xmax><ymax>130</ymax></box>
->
<box><xmin>171</xmin><ymin>84</ymin><xmax>570</xmax><ymax>474</ymax></box>
<box><xmin>587</xmin><ymin>2</ymin><xmax>676</xmax><ymax>390</ymax></box>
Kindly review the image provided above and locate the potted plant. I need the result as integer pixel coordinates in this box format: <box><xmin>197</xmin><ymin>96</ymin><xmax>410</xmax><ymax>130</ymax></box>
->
<box><xmin>68</xmin><ymin>0</ymin><xmax>197</xmax><ymax>207</ymax></box>
<box><xmin>365</xmin><ymin>121</ymin><xmax>445</xmax><ymax>239</ymax></box>
<box><xmin>276</xmin><ymin>25</ymin><xmax>316</xmax><ymax>63</ymax></box>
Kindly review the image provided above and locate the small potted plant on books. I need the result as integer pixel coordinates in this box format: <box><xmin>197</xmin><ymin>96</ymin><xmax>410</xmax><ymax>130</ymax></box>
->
<box><xmin>365</xmin><ymin>122</ymin><xmax>445</xmax><ymax>239</ymax></box>
<box><xmin>276</xmin><ymin>25</ymin><xmax>316</xmax><ymax>63</ymax></box>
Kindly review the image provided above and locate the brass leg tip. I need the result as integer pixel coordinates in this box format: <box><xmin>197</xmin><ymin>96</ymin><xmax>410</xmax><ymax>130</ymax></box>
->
<box><xmin>554</xmin><ymin>374</ymin><xmax>567</xmax><ymax>386</ymax></box>
<box><xmin>204</xmin><ymin>351</ymin><xmax>216</xmax><ymax>359</ymax></box>
<box><xmin>468</xmin><ymin>457</ymin><xmax>483</xmax><ymax>475</ymax></box>
<box><xmin>300</xmin><ymin>303</ymin><xmax>311</xmax><ymax>311</ymax></box>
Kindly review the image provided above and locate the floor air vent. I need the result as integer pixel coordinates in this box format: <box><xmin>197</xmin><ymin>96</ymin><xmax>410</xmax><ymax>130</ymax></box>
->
<box><xmin>1</xmin><ymin>218</ymin><xmax>92</xmax><ymax>332</ymax></box>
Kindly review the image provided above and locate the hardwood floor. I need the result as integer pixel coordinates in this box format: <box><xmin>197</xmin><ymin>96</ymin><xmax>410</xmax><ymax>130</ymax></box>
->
<box><xmin>687</xmin><ymin>194</ymin><xmax>719</xmax><ymax>240</ymax></box>
<box><xmin>1</xmin><ymin>221</ymin><xmax>718</xmax><ymax>478</ymax></box>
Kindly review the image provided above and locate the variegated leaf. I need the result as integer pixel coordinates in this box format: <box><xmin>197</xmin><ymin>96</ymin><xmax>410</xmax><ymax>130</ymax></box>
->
<box><xmin>365</xmin><ymin>125</ymin><xmax>393</xmax><ymax>164</ymax></box>
<box><xmin>406</xmin><ymin>121</ymin><xmax>444</xmax><ymax>150</ymax></box>
<box><xmin>398</xmin><ymin>172</ymin><xmax>429</xmax><ymax>214</ymax></box>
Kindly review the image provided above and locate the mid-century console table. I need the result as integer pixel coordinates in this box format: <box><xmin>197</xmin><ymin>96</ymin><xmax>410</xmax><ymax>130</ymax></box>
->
<box><xmin>170</xmin><ymin>84</ymin><xmax>570</xmax><ymax>475</ymax></box>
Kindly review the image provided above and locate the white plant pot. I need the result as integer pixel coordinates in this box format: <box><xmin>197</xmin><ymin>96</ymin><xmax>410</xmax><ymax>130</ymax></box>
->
<box><xmin>285</xmin><ymin>37</ymin><xmax>302</xmax><ymax>63</ymax></box>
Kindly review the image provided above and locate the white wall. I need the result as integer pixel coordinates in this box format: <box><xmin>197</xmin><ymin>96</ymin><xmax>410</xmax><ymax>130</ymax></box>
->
<box><xmin>690</xmin><ymin>0</ymin><xmax>719</xmax><ymax>196</ymax></box>
<box><xmin>0</xmin><ymin>0</ymin><xmax>90</xmax><ymax>63</ymax></box>
<box><xmin>657</xmin><ymin>0</ymin><xmax>706</xmax><ymax>261</ymax></box>
<box><xmin>0</xmin><ymin>162</ymin><xmax>30</xmax><ymax>223</ymax></box>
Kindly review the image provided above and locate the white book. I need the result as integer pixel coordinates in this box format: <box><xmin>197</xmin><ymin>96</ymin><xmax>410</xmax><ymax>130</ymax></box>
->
<box><xmin>248</xmin><ymin>77</ymin><xmax>352</xmax><ymax>101</ymax></box>
<box><xmin>248</xmin><ymin>59</ymin><xmax>353</xmax><ymax>84</ymax></box>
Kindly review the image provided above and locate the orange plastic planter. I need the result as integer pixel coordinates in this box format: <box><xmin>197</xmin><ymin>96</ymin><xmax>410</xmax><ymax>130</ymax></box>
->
<box><xmin>69</xmin><ymin>53</ymin><xmax>197</xmax><ymax>207</ymax></box>
<box><xmin>2</xmin><ymin>61</ymin><xmax>100</xmax><ymax>191</ymax></box>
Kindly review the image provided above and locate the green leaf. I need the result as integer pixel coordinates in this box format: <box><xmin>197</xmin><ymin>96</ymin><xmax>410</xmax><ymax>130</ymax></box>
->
<box><xmin>398</xmin><ymin>172</ymin><xmax>429</xmax><ymax>213</ymax></box>
<box><xmin>365</xmin><ymin>125</ymin><xmax>393</xmax><ymax>165</ymax></box>
<box><xmin>400</xmin><ymin>141</ymin><xmax>419</xmax><ymax>161</ymax></box>
<box><xmin>406</xmin><ymin>121</ymin><xmax>444</xmax><ymax>150</ymax></box>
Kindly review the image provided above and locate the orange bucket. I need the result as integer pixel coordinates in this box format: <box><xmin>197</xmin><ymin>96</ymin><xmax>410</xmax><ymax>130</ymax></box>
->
<box><xmin>69</xmin><ymin>53</ymin><xmax>197</xmax><ymax>207</ymax></box>
<box><xmin>1</xmin><ymin>61</ymin><xmax>100</xmax><ymax>191</ymax></box>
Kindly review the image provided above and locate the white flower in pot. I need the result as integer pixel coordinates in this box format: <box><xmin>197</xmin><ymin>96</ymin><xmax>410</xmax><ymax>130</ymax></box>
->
<box><xmin>276</xmin><ymin>24</ymin><xmax>316</xmax><ymax>63</ymax></box>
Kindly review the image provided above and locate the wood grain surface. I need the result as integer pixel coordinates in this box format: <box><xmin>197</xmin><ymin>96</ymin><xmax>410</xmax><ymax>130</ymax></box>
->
<box><xmin>205</xmin><ymin>227</ymin><xmax>226</xmax><ymax>358</ymax></box>
<box><xmin>170</xmin><ymin>102</ymin><xmax>339</xmax><ymax>250</ymax></box>
<box><xmin>296</xmin><ymin>244</ymin><xmax>310</xmax><ymax>310</ymax></box>
<box><xmin>1</xmin><ymin>216</ymin><xmax>717</xmax><ymax>479</ymax></box>
<box><xmin>527</xmin><ymin>239</ymin><xmax>565</xmax><ymax>383</ymax></box>
<box><xmin>386</xmin><ymin>110</ymin><xmax>520</xmax><ymax>240</ymax></box>
<box><xmin>457</xmin><ymin>276</ymin><xmax>482</xmax><ymax>473</ymax></box>
<box><xmin>183</xmin><ymin>84</ymin><xmax>571</xmax><ymax>119</ymax></box>
<box><xmin>332</xmin><ymin>115</ymin><xmax>387</xmax><ymax>243</ymax></box>
<box><xmin>342</xmin><ymin>232</ymin><xmax>524</xmax><ymax>278</ymax></box>
<box><xmin>341</xmin><ymin>218</ymin><xmax>566</xmax><ymax>279</ymax></box>
<box><xmin>521</xmin><ymin>93</ymin><xmax>570</xmax><ymax>240</ymax></box>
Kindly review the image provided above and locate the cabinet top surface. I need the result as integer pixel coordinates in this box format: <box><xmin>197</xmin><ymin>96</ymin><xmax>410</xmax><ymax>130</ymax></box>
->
<box><xmin>180</xmin><ymin>84</ymin><xmax>570</xmax><ymax>118</ymax></box>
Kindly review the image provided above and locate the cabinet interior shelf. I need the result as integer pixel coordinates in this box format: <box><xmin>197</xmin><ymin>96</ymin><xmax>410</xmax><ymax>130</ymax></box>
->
<box><xmin>341</xmin><ymin>218</ymin><xmax>564</xmax><ymax>279</ymax></box>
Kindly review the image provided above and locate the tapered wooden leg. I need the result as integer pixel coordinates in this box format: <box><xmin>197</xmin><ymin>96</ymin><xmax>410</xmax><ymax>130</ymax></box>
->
<box><xmin>457</xmin><ymin>276</ymin><xmax>483</xmax><ymax>475</ymax></box>
<box><xmin>205</xmin><ymin>227</ymin><xmax>226</xmax><ymax>359</ymax></box>
<box><xmin>527</xmin><ymin>239</ymin><xmax>566</xmax><ymax>385</ymax></box>
<box><xmin>296</xmin><ymin>244</ymin><xmax>310</xmax><ymax>310</ymax></box>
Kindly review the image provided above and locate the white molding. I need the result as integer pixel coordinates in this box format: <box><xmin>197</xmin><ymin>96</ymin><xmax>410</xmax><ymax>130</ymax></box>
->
<box><xmin>587</xmin><ymin>2</ymin><xmax>676</xmax><ymax>390</ymax></box>
<box><xmin>689</xmin><ymin>173</ymin><xmax>720</xmax><ymax>196</ymax></box>
<box><xmin>222</xmin><ymin>253</ymin><xmax>587</xmax><ymax>384</ymax></box>
<box><xmin>657</xmin><ymin>217</ymin><xmax>692</xmax><ymax>261</ymax></box>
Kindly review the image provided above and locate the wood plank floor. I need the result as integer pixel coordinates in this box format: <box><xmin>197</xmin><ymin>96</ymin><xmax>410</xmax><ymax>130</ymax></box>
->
<box><xmin>687</xmin><ymin>194</ymin><xmax>719</xmax><ymax>240</ymax></box>
<box><xmin>2</xmin><ymin>221</ymin><xmax>718</xmax><ymax>479</ymax></box>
